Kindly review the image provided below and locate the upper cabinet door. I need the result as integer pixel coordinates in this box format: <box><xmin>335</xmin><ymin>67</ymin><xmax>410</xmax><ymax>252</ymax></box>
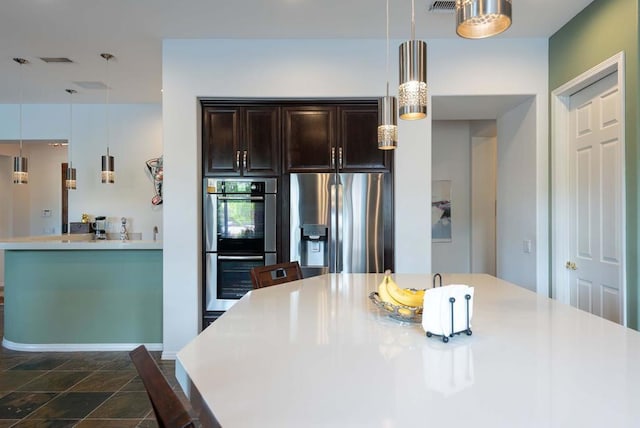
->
<box><xmin>203</xmin><ymin>107</ymin><xmax>241</xmax><ymax>176</ymax></box>
<box><xmin>243</xmin><ymin>106</ymin><xmax>280</xmax><ymax>176</ymax></box>
<box><xmin>338</xmin><ymin>104</ymin><xmax>391</xmax><ymax>172</ymax></box>
<box><xmin>203</xmin><ymin>105</ymin><xmax>280</xmax><ymax>177</ymax></box>
<box><xmin>283</xmin><ymin>106</ymin><xmax>336</xmax><ymax>173</ymax></box>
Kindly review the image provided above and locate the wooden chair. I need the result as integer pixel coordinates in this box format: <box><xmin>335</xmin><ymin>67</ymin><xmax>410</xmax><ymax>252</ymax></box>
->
<box><xmin>250</xmin><ymin>261</ymin><xmax>303</xmax><ymax>289</ymax></box>
<box><xmin>129</xmin><ymin>345</ymin><xmax>199</xmax><ymax>428</ymax></box>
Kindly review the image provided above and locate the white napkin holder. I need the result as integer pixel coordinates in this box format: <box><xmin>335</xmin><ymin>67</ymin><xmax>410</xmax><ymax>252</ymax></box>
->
<box><xmin>422</xmin><ymin>284</ymin><xmax>474</xmax><ymax>343</ymax></box>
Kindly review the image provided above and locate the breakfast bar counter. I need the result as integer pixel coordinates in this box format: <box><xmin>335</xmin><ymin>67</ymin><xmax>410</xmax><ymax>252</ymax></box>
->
<box><xmin>177</xmin><ymin>273</ymin><xmax>640</xmax><ymax>428</ymax></box>
<box><xmin>1</xmin><ymin>235</ymin><xmax>163</xmax><ymax>352</ymax></box>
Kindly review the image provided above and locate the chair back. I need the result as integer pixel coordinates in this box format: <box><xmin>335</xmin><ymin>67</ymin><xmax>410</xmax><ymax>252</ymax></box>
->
<box><xmin>250</xmin><ymin>261</ymin><xmax>303</xmax><ymax>289</ymax></box>
<box><xmin>129</xmin><ymin>345</ymin><xmax>196</xmax><ymax>428</ymax></box>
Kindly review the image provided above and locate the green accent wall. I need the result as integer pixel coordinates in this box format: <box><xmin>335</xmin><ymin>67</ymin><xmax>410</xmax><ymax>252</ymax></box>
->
<box><xmin>549</xmin><ymin>0</ymin><xmax>639</xmax><ymax>329</ymax></box>
<box><xmin>4</xmin><ymin>250</ymin><xmax>162</xmax><ymax>344</ymax></box>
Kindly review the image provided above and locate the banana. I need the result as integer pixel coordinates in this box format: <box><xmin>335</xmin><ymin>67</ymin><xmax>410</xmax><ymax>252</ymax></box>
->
<box><xmin>377</xmin><ymin>272</ymin><xmax>397</xmax><ymax>308</ymax></box>
<box><xmin>384</xmin><ymin>272</ymin><xmax>425</xmax><ymax>307</ymax></box>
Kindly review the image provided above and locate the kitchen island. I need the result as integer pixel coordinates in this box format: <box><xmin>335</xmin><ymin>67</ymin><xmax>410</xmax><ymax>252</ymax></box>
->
<box><xmin>0</xmin><ymin>235</ymin><xmax>162</xmax><ymax>352</ymax></box>
<box><xmin>177</xmin><ymin>273</ymin><xmax>640</xmax><ymax>428</ymax></box>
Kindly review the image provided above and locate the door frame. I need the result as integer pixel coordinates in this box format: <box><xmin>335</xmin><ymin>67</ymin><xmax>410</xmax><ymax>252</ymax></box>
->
<box><xmin>551</xmin><ymin>51</ymin><xmax>626</xmax><ymax>325</ymax></box>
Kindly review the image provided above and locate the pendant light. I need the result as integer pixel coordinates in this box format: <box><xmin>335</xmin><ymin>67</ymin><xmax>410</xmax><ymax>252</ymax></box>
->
<box><xmin>65</xmin><ymin>89</ymin><xmax>77</xmax><ymax>190</ymax></box>
<box><xmin>12</xmin><ymin>58</ymin><xmax>29</xmax><ymax>184</ymax></box>
<box><xmin>398</xmin><ymin>0</ymin><xmax>427</xmax><ymax>120</ymax></box>
<box><xmin>455</xmin><ymin>0</ymin><xmax>512</xmax><ymax>39</ymax></box>
<box><xmin>378</xmin><ymin>0</ymin><xmax>398</xmax><ymax>150</ymax></box>
<box><xmin>100</xmin><ymin>53</ymin><xmax>115</xmax><ymax>184</ymax></box>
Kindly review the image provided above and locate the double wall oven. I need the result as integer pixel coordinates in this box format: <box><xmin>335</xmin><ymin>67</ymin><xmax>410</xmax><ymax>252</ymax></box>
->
<box><xmin>203</xmin><ymin>178</ymin><xmax>277</xmax><ymax>324</ymax></box>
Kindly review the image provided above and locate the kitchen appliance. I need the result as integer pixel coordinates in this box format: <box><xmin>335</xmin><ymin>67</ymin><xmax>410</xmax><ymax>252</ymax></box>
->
<box><xmin>92</xmin><ymin>216</ymin><xmax>107</xmax><ymax>240</ymax></box>
<box><xmin>290</xmin><ymin>173</ymin><xmax>386</xmax><ymax>278</ymax></box>
<box><xmin>204</xmin><ymin>178</ymin><xmax>277</xmax><ymax>313</ymax></box>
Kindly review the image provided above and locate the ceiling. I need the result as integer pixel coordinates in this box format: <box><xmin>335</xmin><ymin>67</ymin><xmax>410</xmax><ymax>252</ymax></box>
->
<box><xmin>0</xmin><ymin>0</ymin><xmax>595</xmax><ymax>105</ymax></box>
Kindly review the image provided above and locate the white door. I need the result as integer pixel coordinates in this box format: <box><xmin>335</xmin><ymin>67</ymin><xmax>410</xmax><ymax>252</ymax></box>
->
<box><xmin>568</xmin><ymin>71</ymin><xmax>623</xmax><ymax>323</ymax></box>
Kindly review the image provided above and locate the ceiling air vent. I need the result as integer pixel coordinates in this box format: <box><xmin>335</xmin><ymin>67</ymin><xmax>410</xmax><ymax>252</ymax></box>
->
<box><xmin>40</xmin><ymin>57</ymin><xmax>73</xmax><ymax>63</ymax></box>
<box><xmin>428</xmin><ymin>1</ymin><xmax>456</xmax><ymax>13</ymax></box>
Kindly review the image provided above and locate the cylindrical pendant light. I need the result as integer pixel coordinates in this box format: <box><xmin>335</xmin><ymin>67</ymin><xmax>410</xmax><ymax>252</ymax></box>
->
<box><xmin>378</xmin><ymin>0</ymin><xmax>398</xmax><ymax>150</ymax></box>
<box><xmin>398</xmin><ymin>0</ymin><xmax>427</xmax><ymax>120</ymax></box>
<box><xmin>100</xmin><ymin>53</ymin><xmax>115</xmax><ymax>184</ymax></box>
<box><xmin>12</xmin><ymin>58</ymin><xmax>29</xmax><ymax>184</ymax></box>
<box><xmin>65</xmin><ymin>89</ymin><xmax>77</xmax><ymax>190</ymax></box>
<box><xmin>378</xmin><ymin>94</ymin><xmax>398</xmax><ymax>150</ymax></box>
<box><xmin>455</xmin><ymin>0</ymin><xmax>512</xmax><ymax>39</ymax></box>
<box><xmin>102</xmin><ymin>148</ymin><xmax>114</xmax><ymax>184</ymax></box>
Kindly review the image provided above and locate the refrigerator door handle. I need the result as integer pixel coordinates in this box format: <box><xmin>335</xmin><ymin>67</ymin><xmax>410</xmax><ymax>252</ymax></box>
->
<box><xmin>336</xmin><ymin>181</ymin><xmax>343</xmax><ymax>273</ymax></box>
<box><xmin>329</xmin><ymin>182</ymin><xmax>337</xmax><ymax>273</ymax></box>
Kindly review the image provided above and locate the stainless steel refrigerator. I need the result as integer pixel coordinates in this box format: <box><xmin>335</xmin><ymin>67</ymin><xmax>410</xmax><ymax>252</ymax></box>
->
<box><xmin>290</xmin><ymin>173</ymin><xmax>387</xmax><ymax>277</ymax></box>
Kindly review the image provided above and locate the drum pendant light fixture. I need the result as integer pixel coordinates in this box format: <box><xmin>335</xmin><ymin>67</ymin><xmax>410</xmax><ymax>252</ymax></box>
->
<box><xmin>65</xmin><ymin>89</ymin><xmax>77</xmax><ymax>190</ymax></box>
<box><xmin>456</xmin><ymin>0</ymin><xmax>512</xmax><ymax>39</ymax></box>
<box><xmin>398</xmin><ymin>0</ymin><xmax>427</xmax><ymax>120</ymax></box>
<box><xmin>100</xmin><ymin>53</ymin><xmax>115</xmax><ymax>184</ymax></box>
<box><xmin>12</xmin><ymin>58</ymin><xmax>29</xmax><ymax>184</ymax></box>
<box><xmin>378</xmin><ymin>0</ymin><xmax>398</xmax><ymax>150</ymax></box>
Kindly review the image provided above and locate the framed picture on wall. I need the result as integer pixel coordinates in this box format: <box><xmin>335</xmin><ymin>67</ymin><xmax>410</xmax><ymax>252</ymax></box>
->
<box><xmin>432</xmin><ymin>180</ymin><xmax>452</xmax><ymax>243</ymax></box>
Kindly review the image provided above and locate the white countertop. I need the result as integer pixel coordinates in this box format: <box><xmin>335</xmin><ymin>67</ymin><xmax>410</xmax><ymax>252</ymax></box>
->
<box><xmin>0</xmin><ymin>234</ymin><xmax>162</xmax><ymax>250</ymax></box>
<box><xmin>177</xmin><ymin>273</ymin><xmax>640</xmax><ymax>428</ymax></box>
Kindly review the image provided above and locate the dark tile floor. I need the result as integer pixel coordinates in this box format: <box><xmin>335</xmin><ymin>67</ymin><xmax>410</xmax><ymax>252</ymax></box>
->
<box><xmin>0</xmin><ymin>305</ymin><xmax>197</xmax><ymax>427</ymax></box>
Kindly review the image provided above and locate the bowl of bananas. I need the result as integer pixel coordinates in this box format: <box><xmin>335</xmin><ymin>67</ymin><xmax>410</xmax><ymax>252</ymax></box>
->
<box><xmin>369</xmin><ymin>270</ymin><xmax>424</xmax><ymax>323</ymax></box>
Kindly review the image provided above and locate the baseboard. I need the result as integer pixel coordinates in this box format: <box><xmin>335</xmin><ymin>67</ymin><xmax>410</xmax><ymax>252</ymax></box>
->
<box><xmin>161</xmin><ymin>350</ymin><xmax>178</xmax><ymax>360</ymax></box>
<box><xmin>2</xmin><ymin>337</ymin><xmax>163</xmax><ymax>352</ymax></box>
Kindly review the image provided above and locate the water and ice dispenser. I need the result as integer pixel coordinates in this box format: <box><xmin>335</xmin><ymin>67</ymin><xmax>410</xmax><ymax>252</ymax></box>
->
<box><xmin>300</xmin><ymin>224</ymin><xmax>328</xmax><ymax>270</ymax></box>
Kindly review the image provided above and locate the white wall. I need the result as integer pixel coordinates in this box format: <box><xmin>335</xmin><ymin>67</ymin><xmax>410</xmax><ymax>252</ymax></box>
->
<box><xmin>162</xmin><ymin>37</ymin><xmax>549</xmax><ymax>357</ymax></box>
<box><xmin>0</xmin><ymin>146</ymin><xmax>30</xmax><ymax>237</ymax></box>
<box><xmin>27</xmin><ymin>143</ymin><xmax>68</xmax><ymax>235</ymax></box>
<box><xmin>497</xmin><ymin>98</ymin><xmax>538</xmax><ymax>291</ymax></box>
<box><xmin>430</xmin><ymin>39</ymin><xmax>548</xmax><ymax>296</ymax></box>
<box><xmin>432</xmin><ymin>121</ymin><xmax>471</xmax><ymax>273</ymax></box>
<box><xmin>69</xmin><ymin>104</ymin><xmax>163</xmax><ymax>238</ymax></box>
<box><xmin>0</xmin><ymin>104</ymin><xmax>163</xmax><ymax>240</ymax></box>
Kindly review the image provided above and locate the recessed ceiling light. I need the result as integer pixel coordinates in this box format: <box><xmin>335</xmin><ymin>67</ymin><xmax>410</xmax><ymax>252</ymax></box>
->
<box><xmin>40</xmin><ymin>57</ymin><xmax>74</xmax><ymax>63</ymax></box>
<box><xmin>73</xmin><ymin>81</ymin><xmax>108</xmax><ymax>90</ymax></box>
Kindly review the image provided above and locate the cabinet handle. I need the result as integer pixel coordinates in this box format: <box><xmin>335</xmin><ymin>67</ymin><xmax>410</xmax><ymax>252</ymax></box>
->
<box><xmin>235</xmin><ymin>150</ymin><xmax>241</xmax><ymax>170</ymax></box>
<box><xmin>243</xmin><ymin>150</ymin><xmax>248</xmax><ymax>170</ymax></box>
<box><xmin>331</xmin><ymin>147</ymin><xmax>336</xmax><ymax>169</ymax></box>
<box><xmin>338</xmin><ymin>147</ymin><xmax>343</xmax><ymax>169</ymax></box>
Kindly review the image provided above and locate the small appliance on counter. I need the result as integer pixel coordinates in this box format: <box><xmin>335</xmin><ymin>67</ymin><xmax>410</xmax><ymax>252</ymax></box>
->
<box><xmin>92</xmin><ymin>216</ymin><xmax>107</xmax><ymax>240</ymax></box>
<box><xmin>69</xmin><ymin>222</ymin><xmax>91</xmax><ymax>234</ymax></box>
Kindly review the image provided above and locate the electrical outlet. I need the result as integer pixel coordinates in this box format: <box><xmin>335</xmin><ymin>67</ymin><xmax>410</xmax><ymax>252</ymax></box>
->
<box><xmin>523</xmin><ymin>240</ymin><xmax>532</xmax><ymax>254</ymax></box>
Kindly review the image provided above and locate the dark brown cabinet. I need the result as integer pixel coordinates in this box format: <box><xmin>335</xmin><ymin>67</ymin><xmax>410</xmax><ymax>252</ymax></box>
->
<box><xmin>283</xmin><ymin>106</ymin><xmax>336</xmax><ymax>172</ymax></box>
<box><xmin>283</xmin><ymin>103</ymin><xmax>391</xmax><ymax>173</ymax></box>
<box><xmin>338</xmin><ymin>104</ymin><xmax>390</xmax><ymax>172</ymax></box>
<box><xmin>203</xmin><ymin>105</ymin><xmax>280</xmax><ymax>177</ymax></box>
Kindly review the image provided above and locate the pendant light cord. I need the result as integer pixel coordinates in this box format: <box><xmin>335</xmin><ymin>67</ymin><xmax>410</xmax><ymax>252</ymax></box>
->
<box><xmin>105</xmin><ymin>56</ymin><xmax>110</xmax><ymax>157</ymax></box>
<box><xmin>411</xmin><ymin>0</ymin><xmax>415</xmax><ymax>41</ymax></box>
<box><xmin>386</xmin><ymin>0</ymin><xmax>390</xmax><ymax>97</ymax></box>
<box><xmin>67</xmin><ymin>90</ymin><xmax>73</xmax><ymax>167</ymax></box>
<box><xmin>18</xmin><ymin>61</ymin><xmax>23</xmax><ymax>158</ymax></box>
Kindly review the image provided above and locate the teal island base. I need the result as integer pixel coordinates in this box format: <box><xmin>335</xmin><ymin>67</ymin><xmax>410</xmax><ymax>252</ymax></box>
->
<box><xmin>3</xmin><ymin>249</ymin><xmax>162</xmax><ymax>352</ymax></box>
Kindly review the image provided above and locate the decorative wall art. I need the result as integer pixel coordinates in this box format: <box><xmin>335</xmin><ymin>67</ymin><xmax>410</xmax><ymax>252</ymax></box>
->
<box><xmin>146</xmin><ymin>156</ymin><xmax>163</xmax><ymax>205</ymax></box>
<box><xmin>432</xmin><ymin>180</ymin><xmax>452</xmax><ymax>242</ymax></box>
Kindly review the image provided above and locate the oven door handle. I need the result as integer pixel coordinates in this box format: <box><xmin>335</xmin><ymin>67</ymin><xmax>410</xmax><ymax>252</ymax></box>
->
<box><xmin>217</xmin><ymin>255</ymin><xmax>265</xmax><ymax>261</ymax></box>
<box><xmin>217</xmin><ymin>196</ymin><xmax>265</xmax><ymax>201</ymax></box>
